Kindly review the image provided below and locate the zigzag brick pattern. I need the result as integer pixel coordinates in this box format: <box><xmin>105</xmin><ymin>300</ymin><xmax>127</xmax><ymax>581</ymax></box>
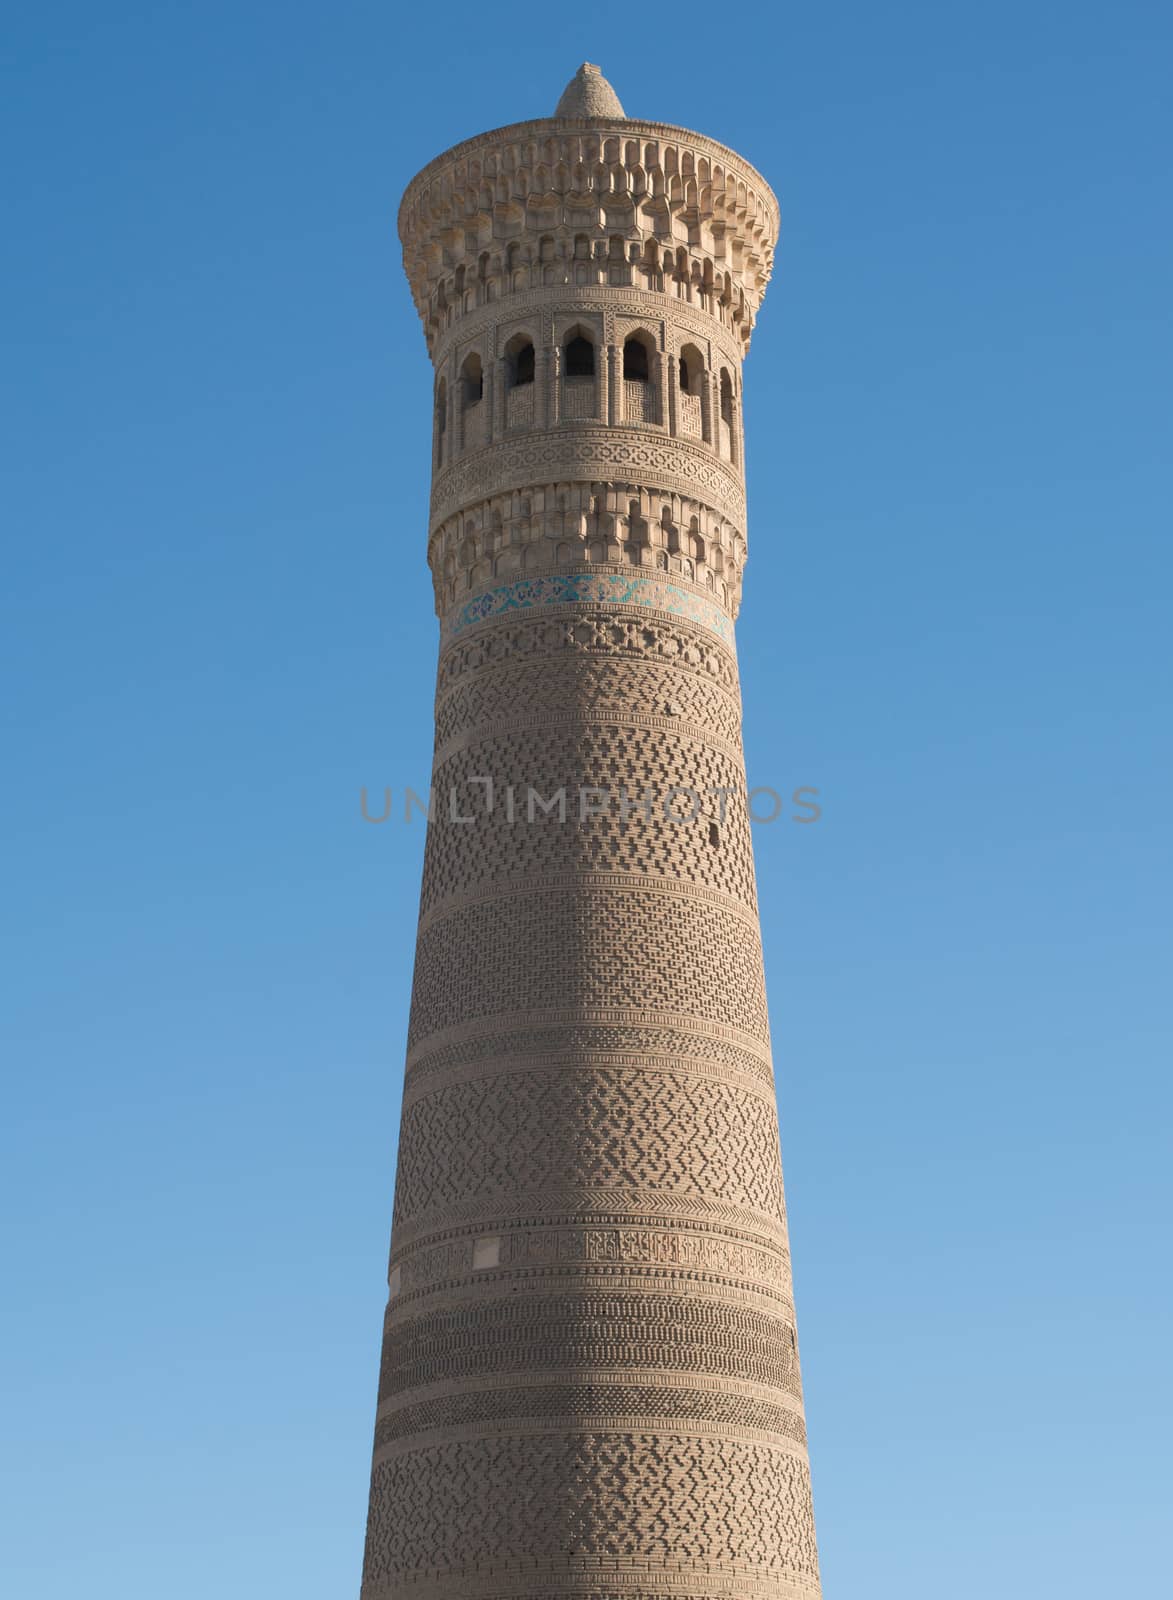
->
<box><xmin>363</xmin><ymin>1435</ymin><xmax>819</xmax><ymax>1584</ymax></box>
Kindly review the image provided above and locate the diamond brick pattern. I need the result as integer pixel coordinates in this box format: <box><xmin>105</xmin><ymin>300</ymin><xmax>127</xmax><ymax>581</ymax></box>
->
<box><xmin>392</xmin><ymin>1067</ymin><xmax>785</xmax><ymax>1224</ymax></box>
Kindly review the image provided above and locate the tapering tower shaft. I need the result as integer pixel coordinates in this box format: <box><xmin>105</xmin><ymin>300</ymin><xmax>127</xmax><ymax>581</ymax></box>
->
<box><xmin>362</xmin><ymin>67</ymin><xmax>821</xmax><ymax>1600</ymax></box>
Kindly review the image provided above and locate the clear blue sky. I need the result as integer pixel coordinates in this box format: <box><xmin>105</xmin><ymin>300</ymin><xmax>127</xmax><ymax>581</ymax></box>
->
<box><xmin>3</xmin><ymin>3</ymin><xmax>1170</xmax><ymax>1595</ymax></box>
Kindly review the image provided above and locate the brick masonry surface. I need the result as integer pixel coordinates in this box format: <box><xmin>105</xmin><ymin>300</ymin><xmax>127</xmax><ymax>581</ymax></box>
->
<box><xmin>360</xmin><ymin>64</ymin><xmax>821</xmax><ymax>1600</ymax></box>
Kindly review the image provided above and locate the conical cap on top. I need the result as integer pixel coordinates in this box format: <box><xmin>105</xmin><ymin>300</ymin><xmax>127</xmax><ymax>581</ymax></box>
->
<box><xmin>554</xmin><ymin>62</ymin><xmax>625</xmax><ymax>118</ymax></box>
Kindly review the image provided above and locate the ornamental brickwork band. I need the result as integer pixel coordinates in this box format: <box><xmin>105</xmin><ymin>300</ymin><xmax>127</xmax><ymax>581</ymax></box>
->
<box><xmin>360</xmin><ymin>64</ymin><xmax>822</xmax><ymax>1600</ymax></box>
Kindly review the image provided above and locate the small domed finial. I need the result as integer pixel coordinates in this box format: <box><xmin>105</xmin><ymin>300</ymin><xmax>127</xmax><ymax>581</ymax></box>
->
<box><xmin>554</xmin><ymin>62</ymin><xmax>625</xmax><ymax>119</ymax></box>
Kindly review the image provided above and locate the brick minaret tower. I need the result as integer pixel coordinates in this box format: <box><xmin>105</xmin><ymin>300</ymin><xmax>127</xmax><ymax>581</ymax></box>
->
<box><xmin>361</xmin><ymin>64</ymin><xmax>821</xmax><ymax>1600</ymax></box>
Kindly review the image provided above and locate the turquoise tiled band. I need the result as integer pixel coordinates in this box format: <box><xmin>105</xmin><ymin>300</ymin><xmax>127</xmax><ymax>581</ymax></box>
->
<box><xmin>447</xmin><ymin>572</ymin><xmax>733</xmax><ymax>643</ymax></box>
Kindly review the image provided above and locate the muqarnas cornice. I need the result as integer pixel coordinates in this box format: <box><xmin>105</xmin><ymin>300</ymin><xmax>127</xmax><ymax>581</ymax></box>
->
<box><xmin>398</xmin><ymin>116</ymin><xmax>780</xmax><ymax>358</ymax></box>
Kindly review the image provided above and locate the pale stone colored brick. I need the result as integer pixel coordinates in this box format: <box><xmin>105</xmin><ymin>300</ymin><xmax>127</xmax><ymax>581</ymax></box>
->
<box><xmin>361</xmin><ymin>64</ymin><xmax>820</xmax><ymax>1600</ymax></box>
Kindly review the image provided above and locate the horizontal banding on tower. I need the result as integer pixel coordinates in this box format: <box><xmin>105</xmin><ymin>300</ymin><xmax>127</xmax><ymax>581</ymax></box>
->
<box><xmin>361</xmin><ymin>62</ymin><xmax>820</xmax><ymax>1600</ymax></box>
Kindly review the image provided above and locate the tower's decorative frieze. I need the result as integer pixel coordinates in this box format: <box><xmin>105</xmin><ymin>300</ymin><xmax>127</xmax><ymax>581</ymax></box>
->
<box><xmin>361</xmin><ymin>65</ymin><xmax>821</xmax><ymax>1600</ymax></box>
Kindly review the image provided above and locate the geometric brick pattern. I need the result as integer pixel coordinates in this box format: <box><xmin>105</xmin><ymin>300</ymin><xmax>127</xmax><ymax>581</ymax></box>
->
<box><xmin>392</xmin><ymin>1223</ymin><xmax>792</xmax><ymax>1300</ymax></box>
<box><xmin>432</xmin><ymin>646</ymin><xmax>744</xmax><ymax>754</ymax></box>
<box><xmin>377</xmin><ymin>1293</ymin><xmax>804</xmax><ymax>1404</ymax></box>
<box><xmin>419</xmin><ymin>725</ymin><xmax>757</xmax><ymax>915</ymax></box>
<box><xmin>406</xmin><ymin>888</ymin><xmax>770</xmax><ymax>1047</ymax></box>
<box><xmin>430</xmin><ymin>425</ymin><xmax>749</xmax><ymax>534</ymax></box>
<box><xmin>362</xmin><ymin>67</ymin><xmax>820</xmax><ymax>1600</ymax></box>
<box><xmin>363</xmin><ymin>1434</ymin><xmax>819</xmax><ymax>1586</ymax></box>
<box><xmin>372</xmin><ymin>1381</ymin><xmax>810</xmax><ymax>1451</ymax></box>
<box><xmin>437</xmin><ymin>608</ymin><xmax>739</xmax><ymax>699</ymax></box>
<box><xmin>391</xmin><ymin>1066</ymin><xmax>786</xmax><ymax>1224</ymax></box>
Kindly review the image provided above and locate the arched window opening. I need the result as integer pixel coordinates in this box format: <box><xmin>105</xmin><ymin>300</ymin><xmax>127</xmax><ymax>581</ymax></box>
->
<box><xmin>508</xmin><ymin>340</ymin><xmax>535</xmax><ymax>387</ymax></box>
<box><xmin>678</xmin><ymin>345</ymin><xmax>704</xmax><ymax>397</ymax></box>
<box><xmin>560</xmin><ymin>327</ymin><xmax>597</xmax><ymax>420</ymax></box>
<box><xmin>718</xmin><ymin>367</ymin><xmax>735</xmax><ymax>461</ymax></box>
<box><xmin>459</xmin><ymin>353</ymin><xmax>486</xmax><ymax>450</ymax></box>
<box><xmin>461</xmin><ymin>353</ymin><xmax>483</xmax><ymax>405</ymax></box>
<box><xmin>504</xmin><ymin>335</ymin><xmax>536</xmax><ymax>431</ymax></box>
<box><xmin>676</xmin><ymin>343</ymin><xmax>705</xmax><ymax>439</ymax></box>
<box><xmin>622</xmin><ymin>334</ymin><xmax>657</xmax><ymax>424</ymax></box>
<box><xmin>564</xmin><ymin>335</ymin><xmax>595</xmax><ymax>377</ymax></box>
<box><xmin>508</xmin><ymin>345</ymin><xmax>534</xmax><ymax>385</ymax></box>
<box><xmin>623</xmin><ymin>337</ymin><xmax>650</xmax><ymax>382</ymax></box>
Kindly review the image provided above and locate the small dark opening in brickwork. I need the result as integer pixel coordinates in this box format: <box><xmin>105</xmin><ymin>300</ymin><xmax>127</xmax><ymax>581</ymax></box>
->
<box><xmin>623</xmin><ymin>338</ymin><xmax>649</xmax><ymax>381</ymax></box>
<box><xmin>564</xmin><ymin>336</ymin><xmax>594</xmax><ymax>377</ymax></box>
<box><xmin>511</xmin><ymin>343</ymin><xmax>535</xmax><ymax>386</ymax></box>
